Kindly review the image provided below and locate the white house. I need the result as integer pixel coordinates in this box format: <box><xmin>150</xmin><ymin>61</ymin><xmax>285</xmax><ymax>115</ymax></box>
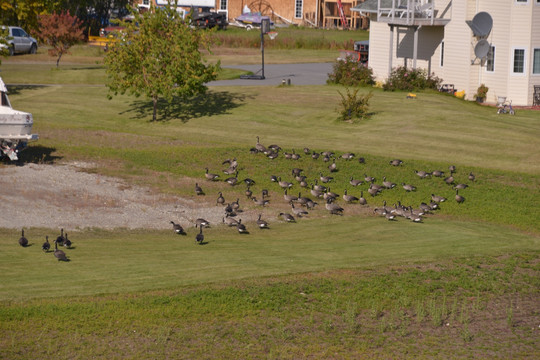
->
<box><xmin>353</xmin><ymin>0</ymin><xmax>540</xmax><ymax>106</ymax></box>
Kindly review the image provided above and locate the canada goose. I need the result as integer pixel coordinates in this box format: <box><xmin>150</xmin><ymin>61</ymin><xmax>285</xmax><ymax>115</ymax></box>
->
<box><xmin>256</xmin><ymin>214</ymin><xmax>269</xmax><ymax>229</ymax></box>
<box><xmin>231</xmin><ymin>198</ymin><xmax>241</xmax><ymax>211</ymax></box>
<box><xmin>54</xmin><ymin>240</ymin><xmax>68</xmax><ymax>261</ymax></box>
<box><xmin>306</xmin><ymin>200</ymin><xmax>318</xmax><ymax>209</ymax></box>
<box><xmin>390</xmin><ymin>159</ymin><xmax>403</xmax><ymax>166</ymax></box>
<box><xmin>223</xmin><ymin>215</ymin><xmax>238</xmax><ymax>227</ymax></box>
<box><xmin>299</xmin><ymin>179</ymin><xmax>308</xmax><ymax>188</ymax></box>
<box><xmin>368</xmin><ymin>184</ymin><xmax>380</xmax><ymax>197</ymax></box>
<box><xmin>63</xmin><ymin>233</ymin><xmax>72</xmax><ymax>248</ymax></box>
<box><xmin>270</xmin><ymin>175</ymin><xmax>278</xmax><ymax>182</ymax></box>
<box><xmin>311</xmin><ymin>152</ymin><xmax>320</xmax><ymax>160</ymax></box>
<box><xmin>170</xmin><ymin>221</ymin><xmax>185</xmax><ymax>234</ymax></box>
<box><xmin>297</xmin><ymin>193</ymin><xmax>311</xmax><ymax>207</ymax></box>
<box><xmin>235</xmin><ymin>219</ymin><xmax>247</xmax><ymax>233</ymax></box>
<box><xmin>244</xmin><ymin>186</ymin><xmax>253</xmax><ymax>199</ymax></box>
<box><xmin>303</xmin><ymin>147</ymin><xmax>310</xmax><ymax>154</ymax></box>
<box><xmin>42</xmin><ymin>236</ymin><xmax>51</xmax><ymax>252</ymax></box>
<box><xmin>432</xmin><ymin>170</ymin><xmax>445</xmax><ymax>177</ymax></box>
<box><xmin>382</xmin><ymin>176</ymin><xmax>396</xmax><ymax>189</ymax></box>
<box><xmin>195</xmin><ymin>183</ymin><xmax>204</xmax><ymax>195</ymax></box>
<box><xmin>419</xmin><ymin>203</ymin><xmax>432</xmax><ymax>213</ymax></box>
<box><xmin>216</xmin><ymin>192</ymin><xmax>225</xmax><ymax>206</ymax></box>
<box><xmin>279</xmin><ymin>212</ymin><xmax>296</xmax><ymax>222</ymax></box>
<box><xmin>284</xmin><ymin>189</ymin><xmax>298</xmax><ymax>203</ymax></box>
<box><xmin>358</xmin><ymin>191</ymin><xmax>367</xmax><ymax>205</ymax></box>
<box><xmin>454</xmin><ymin>183</ymin><xmax>468</xmax><ymax>190</ymax></box>
<box><xmin>385</xmin><ymin>212</ymin><xmax>396</xmax><ymax>221</ymax></box>
<box><xmin>455</xmin><ymin>189</ymin><xmax>465</xmax><ymax>204</ymax></box>
<box><xmin>196</xmin><ymin>225</ymin><xmax>204</xmax><ymax>244</ymax></box>
<box><xmin>225</xmin><ymin>171</ymin><xmax>239</xmax><ymax>186</ymax></box>
<box><xmin>291</xmin><ymin>150</ymin><xmax>301</xmax><ymax>160</ymax></box>
<box><xmin>56</xmin><ymin>228</ymin><xmax>65</xmax><ymax>246</ymax></box>
<box><xmin>291</xmin><ymin>203</ymin><xmax>309</xmax><ymax>217</ymax></box>
<box><xmin>252</xmin><ymin>196</ymin><xmax>270</xmax><ymax>206</ymax></box>
<box><xmin>267</xmin><ymin>151</ymin><xmax>278</xmax><ymax>160</ymax></box>
<box><xmin>407</xmin><ymin>209</ymin><xmax>423</xmax><ymax>223</ymax></box>
<box><xmin>431</xmin><ymin>194</ymin><xmax>446</xmax><ymax>203</ymax></box>
<box><xmin>468</xmin><ymin>172</ymin><xmax>476</xmax><ymax>182</ymax></box>
<box><xmin>223</xmin><ymin>165</ymin><xmax>238</xmax><ymax>175</ymax></box>
<box><xmin>349</xmin><ymin>177</ymin><xmax>363</xmax><ymax>187</ymax></box>
<box><xmin>402</xmin><ymin>183</ymin><xmax>416</xmax><ymax>192</ymax></box>
<box><xmin>449</xmin><ymin>165</ymin><xmax>456</xmax><ymax>172</ymax></box>
<box><xmin>291</xmin><ymin>168</ymin><xmax>303</xmax><ymax>176</ymax></box>
<box><xmin>255</xmin><ymin>136</ymin><xmax>267</xmax><ymax>153</ymax></box>
<box><xmin>224</xmin><ymin>203</ymin><xmax>234</xmax><ymax>214</ymax></box>
<box><xmin>18</xmin><ymin>229</ymin><xmax>28</xmax><ymax>247</ymax></box>
<box><xmin>324</xmin><ymin>187</ymin><xmax>339</xmax><ymax>201</ymax></box>
<box><xmin>278</xmin><ymin>177</ymin><xmax>293</xmax><ymax>189</ymax></box>
<box><xmin>205</xmin><ymin>168</ymin><xmax>219</xmax><ymax>181</ymax></box>
<box><xmin>313</xmin><ymin>181</ymin><xmax>326</xmax><ymax>192</ymax></box>
<box><xmin>262</xmin><ymin>189</ymin><xmax>269</xmax><ymax>198</ymax></box>
<box><xmin>310</xmin><ymin>185</ymin><xmax>324</xmax><ymax>198</ymax></box>
<box><xmin>319</xmin><ymin>173</ymin><xmax>333</xmax><ymax>183</ymax></box>
<box><xmin>328</xmin><ymin>159</ymin><xmax>338</xmax><ymax>173</ymax></box>
<box><xmin>415</xmin><ymin>170</ymin><xmax>430</xmax><ymax>179</ymax></box>
<box><xmin>323</xmin><ymin>155</ymin><xmax>330</xmax><ymax>162</ymax></box>
<box><xmin>364</xmin><ymin>174</ymin><xmax>375</xmax><ymax>183</ymax></box>
<box><xmin>243</xmin><ymin>178</ymin><xmax>256</xmax><ymax>186</ymax></box>
<box><xmin>268</xmin><ymin>144</ymin><xmax>281</xmax><ymax>151</ymax></box>
<box><xmin>325</xmin><ymin>199</ymin><xmax>344</xmax><ymax>215</ymax></box>
<box><xmin>222</xmin><ymin>157</ymin><xmax>237</xmax><ymax>167</ymax></box>
<box><xmin>429</xmin><ymin>201</ymin><xmax>439</xmax><ymax>210</ymax></box>
<box><xmin>284</xmin><ymin>151</ymin><xmax>293</xmax><ymax>160</ymax></box>
<box><xmin>195</xmin><ymin>218</ymin><xmax>210</xmax><ymax>228</ymax></box>
<box><xmin>343</xmin><ymin>189</ymin><xmax>359</xmax><ymax>203</ymax></box>
<box><xmin>444</xmin><ymin>171</ymin><xmax>455</xmax><ymax>185</ymax></box>
<box><xmin>341</xmin><ymin>153</ymin><xmax>355</xmax><ymax>160</ymax></box>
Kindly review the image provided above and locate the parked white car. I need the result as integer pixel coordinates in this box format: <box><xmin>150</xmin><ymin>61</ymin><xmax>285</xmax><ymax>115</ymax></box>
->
<box><xmin>0</xmin><ymin>26</ymin><xmax>38</xmax><ymax>55</ymax></box>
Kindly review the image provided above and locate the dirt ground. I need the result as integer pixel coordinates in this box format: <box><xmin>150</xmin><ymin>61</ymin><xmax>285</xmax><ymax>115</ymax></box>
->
<box><xmin>0</xmin><ymin>161</ymin><xmax>227</xmax><ymax>230</ymax></box>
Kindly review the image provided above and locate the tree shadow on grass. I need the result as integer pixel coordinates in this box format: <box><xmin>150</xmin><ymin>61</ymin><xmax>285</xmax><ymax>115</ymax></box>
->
<box><xmin>5</xmin><ymin>85</ymin><xmax>48</xmax><ymax>95</ymax></box>
<box><xmin>120</xmin><ymin>90</ymin><xmax>253</xmax><ymax>123</ymax></box>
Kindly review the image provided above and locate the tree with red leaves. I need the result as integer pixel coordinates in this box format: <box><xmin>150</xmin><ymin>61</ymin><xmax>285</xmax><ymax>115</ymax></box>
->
<box><xmin>37</xmin><ymin>11</ymin><xmax>84</xmax><ymax>67</ymax></box>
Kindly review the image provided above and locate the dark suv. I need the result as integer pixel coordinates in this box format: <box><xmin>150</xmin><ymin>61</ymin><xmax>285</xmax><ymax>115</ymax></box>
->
<box><xmin>1</xmin><ymin>26</ymin><xmax>38</xmax><ymax>55</ymax></box>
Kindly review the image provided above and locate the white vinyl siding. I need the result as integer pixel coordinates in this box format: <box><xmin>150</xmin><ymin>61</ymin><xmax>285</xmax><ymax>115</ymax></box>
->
<box><xmin>533</xmin><ymin>48</ymin><xmax>540</xmax><ymax>74</ymax></box>
<box><xmin>513</xmin><ymin>48</ymin><xmax>525</xmax><ymax>73</ymax></box>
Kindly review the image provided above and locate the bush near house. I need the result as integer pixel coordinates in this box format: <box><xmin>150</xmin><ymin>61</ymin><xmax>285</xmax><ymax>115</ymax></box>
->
<box><xmin>327</xmin><ymin>58</ymin><xmax>375</xmax><ymax>87</ymax></box>
<box><xmin>383</xmin><ymin>66</ymin><xmax>442</xmax><ymax>91</ymax></box>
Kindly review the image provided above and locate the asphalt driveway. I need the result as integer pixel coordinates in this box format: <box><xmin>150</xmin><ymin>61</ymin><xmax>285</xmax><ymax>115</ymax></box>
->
<box><xmin>207</xmin><ymin>62</ymin><xmax>334</xmax><ymax>86</ymax></box>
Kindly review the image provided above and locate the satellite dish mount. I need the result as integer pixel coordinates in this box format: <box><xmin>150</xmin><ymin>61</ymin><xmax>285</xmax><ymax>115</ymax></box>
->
<box><xmin>466</xmin><ymin>12</ymin><xmax>493</xmax><ymax>65</ymax></box>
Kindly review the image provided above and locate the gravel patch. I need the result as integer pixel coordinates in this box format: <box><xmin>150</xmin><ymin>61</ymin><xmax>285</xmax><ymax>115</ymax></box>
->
<box><xmin>0</xmin><ymin>162</ymin><xmax>226</xmax><ymax>230</ymax></box>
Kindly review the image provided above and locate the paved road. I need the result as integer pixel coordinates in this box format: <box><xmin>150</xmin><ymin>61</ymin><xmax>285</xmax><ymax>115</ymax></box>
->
<box><xmin>207</xmin><ymin>62</ymin><xmax>333</xmax><ymax>86</ymax></box>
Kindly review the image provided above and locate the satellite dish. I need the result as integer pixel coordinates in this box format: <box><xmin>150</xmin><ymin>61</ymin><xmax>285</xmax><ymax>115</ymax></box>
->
<box><xmin>466</xmin><ymin>11</ymin><xmax>493</xmax><ymax>37</ymax></box>
<box><xmin>474</xmin><ymin>39</ymin><xmax>490</xmax><ymax>59</ymax></box>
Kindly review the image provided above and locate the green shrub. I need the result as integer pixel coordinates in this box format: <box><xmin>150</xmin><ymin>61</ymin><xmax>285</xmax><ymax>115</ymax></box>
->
<box><xmin>327</xmin><ymin>58</ymin><xmax>375</xmax><ymax>87</ymax></box>
<box><xmin>382</xmin><ymin>66</ymin><xmax>441</xmax><ymax>91</ymax></box>
<box><xmin>337</xmin><ymin>87</ymin><xmax>373</xmax><ymax>122</ymax></box>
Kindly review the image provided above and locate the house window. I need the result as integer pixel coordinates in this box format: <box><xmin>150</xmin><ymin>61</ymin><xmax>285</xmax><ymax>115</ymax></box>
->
<box><xmin>295</xmin><ymin>0</ymin><xmax>303</xmax><ymax>19</ymax></box>
<box><xmin>220</xmin><ymin>0</ymin><xmax>227</xmax><ymax>10</ymax></box>
<box><xmin>440</xmin><ymin>41</ymin><xmax>444</xmax><ymax>67</ymax></box>
<box><xmin>533</xmin><ymin>48</ymin><xmax>540</xmax><ymax>74</ymax></box>
<box><xmin>486</xmin><ymin>46</ymin><xmax>495</xmax><ymax>72</ymax></box>
<box><xmin>515</xmin><ymin>0</ymin><xmax>528</xmax><ymax>3</ymax></box>
<box><xmin>513</xmin><ymin>48</ymin><xmax>525</xmax><ymax>73</ymax></box>
<box><xmin>143</xmin><ymin>0</ymin><xmax>149</xmax><ymax>5</ymax></box>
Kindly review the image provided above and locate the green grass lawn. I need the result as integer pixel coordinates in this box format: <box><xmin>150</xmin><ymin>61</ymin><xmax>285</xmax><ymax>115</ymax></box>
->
<box><xmin>0</xmin><ymin>43</ymin><xmax>539</xmax><ymax>359</ymax></box>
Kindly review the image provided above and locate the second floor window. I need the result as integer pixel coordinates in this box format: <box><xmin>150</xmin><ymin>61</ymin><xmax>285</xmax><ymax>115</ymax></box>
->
<box><xmin>295</xmin><ymin>0</ymin><xmax>303</xmax><ymax>18</ymax></box>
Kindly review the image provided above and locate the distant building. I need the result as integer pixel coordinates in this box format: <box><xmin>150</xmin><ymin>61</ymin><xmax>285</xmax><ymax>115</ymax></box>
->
<box><xmin>353</xmin><ymin>0</ymin><xmax>540</xmax><ymax>106</ymax></box>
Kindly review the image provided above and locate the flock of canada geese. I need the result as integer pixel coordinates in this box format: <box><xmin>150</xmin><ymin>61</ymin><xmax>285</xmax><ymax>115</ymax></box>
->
<box><xmin>18</xmin><ymin>228</ymin><xmax>72</xmax><ymax>261</ymax></box>
<box><xmin>173</xmin><ymin>136</ymin><xmax>474</xmax><ymax>244</ymax></box>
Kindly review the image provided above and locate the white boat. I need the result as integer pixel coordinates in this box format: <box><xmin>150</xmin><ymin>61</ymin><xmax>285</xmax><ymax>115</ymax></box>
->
<box><xmin>0</xmin><ymin>77</ymin><xmax>38</xmax><ymax>160</ymax></box>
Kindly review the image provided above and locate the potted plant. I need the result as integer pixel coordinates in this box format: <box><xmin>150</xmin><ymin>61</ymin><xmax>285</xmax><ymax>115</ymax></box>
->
<box><xmin>475</xmin><ymin>84</ymin><xmax>489</xmax><ymax>103</ymax></box>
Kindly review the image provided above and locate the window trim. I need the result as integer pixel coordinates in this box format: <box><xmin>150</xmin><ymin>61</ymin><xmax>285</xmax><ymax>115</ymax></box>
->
<box><xmin>515</xmin><ymin>0</ymin><xmax>529</xmax><ymax>4</ymax></box>
<box><xmin>486</xmin><ymin>45</ymin><xmax>495</xmax><ymax>73</ymax></box>
<box><xmin>512</xmin><ymin>47</ymin><xmax>526</xmax><ymax>75</ymax></box>
<box><xmin>295</xmin><ymin>0</ymin><xmax>303</xmax><ymax>19</ymax></box>
<box><xmin>219</xmin><ymin>0</ymin><xmax>227</xmax><ymax>11</ymax></box>
<box><xmin>533</xmin><ymin>48</ymin><xmax>540</xmax><ymax>75</ymax></box>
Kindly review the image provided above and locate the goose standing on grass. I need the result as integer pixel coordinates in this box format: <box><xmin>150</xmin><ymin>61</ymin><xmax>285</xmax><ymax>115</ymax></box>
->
<box><xmin>284</xmin><ymin>189</ymin><xmax>298</xmax><ymax>203</ymax></box>
<box><xmin>256</xmin><ymin>214</ymin><xmax>269</xmax><ymax>229</ymax></box>
<box><xmin>358</xmin><ymin>191</ymin><xmax>367</xmax><ymax>206</ymax></box>
<box><xmin>454</xmin><ymin>183</ymin><xmax>468</xmax><ymax>190</ymax></box>
<box><xmin>382</xmin><ymin>176</ymin><xmax>396</xmax><ymax>189</ymax></box>
<box><xmin>432</xmin><ymin>170</ymin><xmax>444</xmax><ymax>177</ymax></box>
<box><xmin>195</xmin><ymin>183</ymin><xmax>204</xmax><ymax>195</ymax></box>
<box><xmin>311</xmin><ymin>151</ymin><xmax>320</xmax><ymax>160</ymax></box>
<box><xmin>343</xmin><ymin>189</ymin><xmax>359</xmax><ymax>203</ymax></box>
<box><xmin>455</xmin><ymin>189</ymin><xmax>465</xmax><ymax>204</ymax></box>
<box><xmin>195</xmin><ymin>225</ymin><xmax>204</xmax><ymax>244</ymax></box>
<box><xmin>291</xmin><ymin>203</ymin><xmax>309</xmax><ymax>217</ymax></box>
<box><xmin>54</xmin><ymin>240</ymin><xmax>68</xmax><ymax>261</ymax></box>
<box><xmin>364</xmin><ymin>174</ymin><xmax>376</xmax><ymax>183</ymax></box>
<box><xmin>195</xmin><ymin>218</ymin><xmax>210</xmax><ymax>228</ymax></box>
<box><xmin>225</xmin><ymin>171</ymin><xmax>239</xmax><ymax>186</ymax></box>
<box><xmin>252</xmin><ymin>196</ymin><xmax>270</xmax><ymax>207</ymax></box>
<box><xmin>170</xmin><ymin>221</ymin><xmax>185</xmax><ymax>235</ymax></box>
<box><xmin>349</xmin><ymin>177</ymin><xmax>363</xmax><ymax>187</ymax></box>
<box><xmin>205</xmin><ymin>168</ymin><xmax>219</xmax><ymax>181</ymax></box>
<box><xmin>279</xmin><ymin>213</ymin><xmax>296</xmax><ymax>222</ymax></box>
<box><xmin>18</xmin><ymin>229</ymin><xmax>28</xmax><ymax>247</ymax></box>
<box><xmin>236</xmin><ymin>219</ymin><xmax>248</xmax><ymax>233</ymax></box>
<box><xmin>319</xmin><ymin>173</ymin><xmax>333</xmax><ymax>183</ymax></box>
<box><xmin>56</xmin><ymin>228</ymin><xmax>65</xmax><ymax>246</ymax></box>
<box><xmin>328</xmin><ymin>158</ymin><xmax>338</xmax><ymax>173</ymax></box>
<box><xmin>468</xmin><ymin>172</ymin><xmax>476</xmax><ymax>182</ymax></box>
<box><xmin>223</xmin><ymin>214</ymin><xmax>239</xmax><ymax>227</ymax></box>
<box><xmin>402</xmin><ymin>183</ymin><xmax>416</xmax><ymax>192</ymax></box>
<box><xmin>325</xmin><ymin>199</ymin><xmax>344</xmax><ymax>215</ymax></box>
<box><xmin>278</xmin><ymin>177</ymin><xmax>293</xmax><ymax>189</ymax></box>
<box><xmin>63</xmin><ymin>233</ymin><xmax>72</xmax><ymax>249</ymax></box>
<box><xmin>255</xmin><ymin>136</ymin><xmax>267</xmax><ymax>153</ymax></box>
<box><xmin>390</xmin><ymin>159</ymin><xmax>403</xmax><ymax>166</ymax></box>
<box><xmin>245</xmin><ymin>186</ymin><xmax>253</xmax><ymax>199</ymax></box>
<box><xmin>444</xmin><ymin>170</ymin><xmax>455</xmax><ymax>185</ymax></box>
<box><xmin>431</xmin><ymin>194</ymin><xmax>447</xmax><ymax>203</ymax></box>
<box><xmin>42</xmin><ymin>236</ymin><xmax>51</xmax><ymax>252</ymax></box>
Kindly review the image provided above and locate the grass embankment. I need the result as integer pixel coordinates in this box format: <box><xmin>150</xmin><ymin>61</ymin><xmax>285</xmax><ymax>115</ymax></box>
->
<box><xmin>1</xmin><ymin>45</ymin><xmax>539</xmax><ymax>358</ymax></box>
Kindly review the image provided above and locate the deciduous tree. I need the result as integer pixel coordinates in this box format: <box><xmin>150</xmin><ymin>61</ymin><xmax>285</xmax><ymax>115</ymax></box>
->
<box><xmin>104</xmin><ymin>4</ymin><xmax>220</xmax><ymax>122</ymax></box>
<box><xmin>36</xmin><ymin>11</ymin><xmax>84</xmax><ymax>67</ymax></box>
<box><xmin>0</xmin><ymin>27</ymin><xmax>9</xmax><ymax>65</ymax></box>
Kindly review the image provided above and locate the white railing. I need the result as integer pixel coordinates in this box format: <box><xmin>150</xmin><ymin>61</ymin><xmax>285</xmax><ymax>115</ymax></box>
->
<box><xmin>377</xmin><ymin>0</ymin><xmax>436</xmax><ymax>25</ymax></box>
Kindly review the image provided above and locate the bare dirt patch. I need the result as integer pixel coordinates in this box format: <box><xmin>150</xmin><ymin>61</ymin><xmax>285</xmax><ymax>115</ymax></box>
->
<box><xmin>0</xmin><ymin>162</ymin><xmax>226</xmax><ymax>230</ymax></box>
